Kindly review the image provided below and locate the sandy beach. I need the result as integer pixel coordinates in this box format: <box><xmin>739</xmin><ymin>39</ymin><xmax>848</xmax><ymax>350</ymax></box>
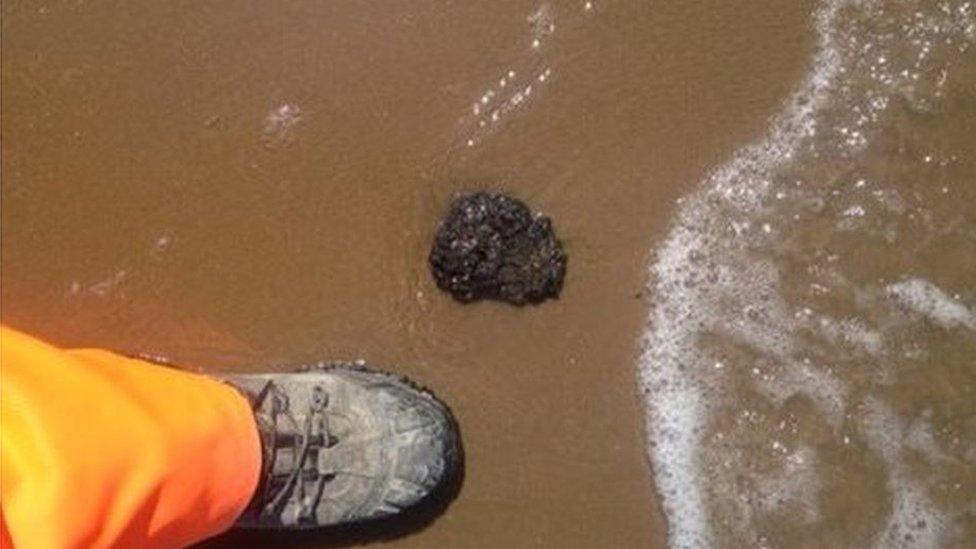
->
<box><xmin>3</xmin><ymin>1</ymin><xmax>821</xmax><ymax>547</ymax></box>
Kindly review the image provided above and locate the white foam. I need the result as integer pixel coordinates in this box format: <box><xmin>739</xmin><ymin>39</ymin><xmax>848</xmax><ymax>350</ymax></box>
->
<box><xmin>860</xmin><ymin>399</ymin><xmax>950</xmax><ymax>548</ymax></box>
<box><xmin>637</xmin><ymin>0</ymin><xmax>974</xmax><ymax>546</ymax></box>
<box><xmin>886</xmin><ymin>278</ymin><xmax>976</xmax><ymax>332</ymax></box>
<box><xmin>810</xmin><ymin>314</ymin><xmax>885</xmax><ymax>356</ymax></box>
<box><xmin>638</xmin><ymin>2</ymin><xmax>846</xmax><ymax>546</ymax></box>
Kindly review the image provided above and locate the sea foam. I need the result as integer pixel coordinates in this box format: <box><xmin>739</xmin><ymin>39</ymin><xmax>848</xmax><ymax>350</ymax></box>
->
<box><xmin>639</xmin><ymin>0</ymin><xmax>976</xmax><ymax>547</ymax></box>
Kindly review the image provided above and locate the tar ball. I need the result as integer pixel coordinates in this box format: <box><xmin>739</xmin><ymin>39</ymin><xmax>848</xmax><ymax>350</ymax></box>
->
<box><xmin>429</xmin><ymin>192</ymin><xmax>567</xmax><ymax>305</ymax></box>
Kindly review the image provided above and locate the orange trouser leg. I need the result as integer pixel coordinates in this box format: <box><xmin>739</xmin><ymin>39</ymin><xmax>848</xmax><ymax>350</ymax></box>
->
<box><xmin>0</xmin><ymin>327</ymin><xmax>262</xmax><ymax>549</ymax></box>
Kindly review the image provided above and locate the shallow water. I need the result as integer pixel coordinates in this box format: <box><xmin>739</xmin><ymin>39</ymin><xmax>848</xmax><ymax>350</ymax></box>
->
<box><xmin>3</xmin><ymin>0</ymin><xmax>821</xmax><ymax>546</ymax></box>
<box><xmin>8</xmin><ymin>0</ymin><xmax>970</xmax><ymax>547</ymax></box>
<box><xmin>639</xmin><ymin>1</ymin><xmax>976</xmax><ymax>547</ymax></box>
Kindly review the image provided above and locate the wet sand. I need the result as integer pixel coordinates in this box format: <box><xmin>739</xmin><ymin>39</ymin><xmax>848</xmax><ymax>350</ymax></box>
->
<box><xmin>2</xmin><ymin>1</ymin><xmax>813</xmax><ymax>547</ymax></box>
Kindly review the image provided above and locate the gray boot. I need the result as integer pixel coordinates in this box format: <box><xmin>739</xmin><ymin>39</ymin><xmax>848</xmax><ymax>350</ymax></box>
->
<box><xmin>216</xmin><ymin>362</ymin><xmax>460</xmax><ymax>529</ymax></box>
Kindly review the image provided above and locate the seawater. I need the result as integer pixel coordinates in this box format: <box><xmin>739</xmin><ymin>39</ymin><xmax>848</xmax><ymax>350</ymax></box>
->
<box><xmin>639</xmin><ymin>1</ymin><xmax>976</xmax><ymax>547</ymax></box>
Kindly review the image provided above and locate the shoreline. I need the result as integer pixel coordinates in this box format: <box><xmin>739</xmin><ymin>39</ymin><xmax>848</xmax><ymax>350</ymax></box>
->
<box><xmin>1</xmin><ymin>1</ymin><xmax>817</xmax><ymax>546</ymax></box>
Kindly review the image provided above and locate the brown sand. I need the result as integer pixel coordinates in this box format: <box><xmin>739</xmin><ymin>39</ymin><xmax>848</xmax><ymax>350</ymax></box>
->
<box><xmin>1</xmin><ymin>0</ymin><xmax>813</xmax><ymax>546</ymax></box>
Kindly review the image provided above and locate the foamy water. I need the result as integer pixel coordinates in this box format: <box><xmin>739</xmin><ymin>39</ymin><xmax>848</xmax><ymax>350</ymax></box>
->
<box><xmin>638</xmin><ymin>1</ymin><xmax>976</xmax><ymax>547</ymax></box>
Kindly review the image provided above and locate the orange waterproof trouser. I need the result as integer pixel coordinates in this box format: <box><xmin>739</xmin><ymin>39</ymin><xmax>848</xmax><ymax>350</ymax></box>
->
<box><xmin>0</xmin><ymin>327</ymin><xmax>262</xmax><ymax>549</ymax></box>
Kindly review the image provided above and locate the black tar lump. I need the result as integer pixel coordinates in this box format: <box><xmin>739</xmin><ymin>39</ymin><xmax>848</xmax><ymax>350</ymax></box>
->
<box><xmin>429</xmin><ymin>192</ymin><xmax>567</xmax><ymax>305</ymax></box>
